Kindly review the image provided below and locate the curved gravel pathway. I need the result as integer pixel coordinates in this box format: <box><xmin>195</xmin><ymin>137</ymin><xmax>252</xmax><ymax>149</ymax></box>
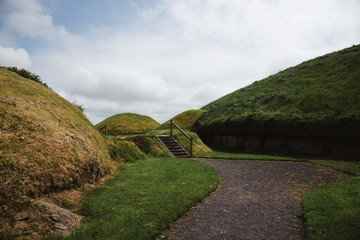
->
<box><xmin>159</xmin><ymin>159</ymin><xmax>345</xmax><ymax>240</ymax></box>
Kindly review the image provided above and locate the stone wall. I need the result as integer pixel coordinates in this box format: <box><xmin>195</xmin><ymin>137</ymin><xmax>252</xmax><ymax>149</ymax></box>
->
<box><xmin>200</xmin><ymin>133</ymin><xmax>360</xmax><ymax>158</ymax></box>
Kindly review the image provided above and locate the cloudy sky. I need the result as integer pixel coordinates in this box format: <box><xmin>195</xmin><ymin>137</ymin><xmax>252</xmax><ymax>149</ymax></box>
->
<box><xmin>1</xmin><ymin>0</ymin><xmax>359</xmax><ymax>124</ymax></box>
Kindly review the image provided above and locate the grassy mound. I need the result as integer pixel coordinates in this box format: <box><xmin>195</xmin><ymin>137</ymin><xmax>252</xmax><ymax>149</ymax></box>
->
<box><xmin>196</xmin><ymin>45</ymin><xmax>360</xmax><ymax>137</ymax></box>
<box><xmin>0</xmin><ymin>68</ymin><xmax>113</xmax><ymax>215</ymax></box>
<box><xmin>157</xmin><ymin>109</ymin><xmax>206</xmax><ymax>131</ymax></box>
<box><xmin>95</xmin><ymin>113</ymin><xmax>160</xmax><ymax>135</ymax></box>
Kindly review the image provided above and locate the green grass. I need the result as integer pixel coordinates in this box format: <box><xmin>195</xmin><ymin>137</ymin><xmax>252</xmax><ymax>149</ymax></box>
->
<box><xmin>196</xmin><ymin>45</ymin><xmax>360</xmax><ymax>136</ymax></box>
<box><xmin>302</xmin><ymin>177</ymin><xmax>360</xmax><ymax>240</ymax></box>
<box><xmin>197</xmin><ymin>150</ymin><xmax>306</xmax><ymax>161</ymax></box>
<box><xmin>44</xmin><ymin>157</ymin><xmax>219</xmax><ymax>240</ymax></box>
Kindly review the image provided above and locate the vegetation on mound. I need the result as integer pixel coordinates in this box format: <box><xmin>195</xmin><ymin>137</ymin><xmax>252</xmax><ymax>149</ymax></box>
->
<box><xmin>157</xmin><ymin>109</ymin><xmax>206</xmax><ymax>131</ymax></box>
<box><xmin>1</xmin><ymin>66</ymin><xmax>48</xmax><ymax>88</ymax></box>
<box><xmin>43</xmin><ymin>157</ymin><xmax>219</xmax><ymax>240</ymax></box>
<box><xmin>128</xmin><ymin>135</ymin><xmax>171</xmax><ymax>157</ymax></box>
<box><xmin>0</xmin><ymin>68</ymin><xmax>114</xmax><ymax>230</ymax></box>
<box><xmin>95</xmin><ymin>113</ymin><xmax>160</xmax><ymax>135</ymax></box>
<box><xmin>104</xmin><ymin>137</ymin><xmax>147</xmax><ymax>163</ymax></box>
<box><xmin>196</xmin><ymin>45</ymin><xmax>360</xmax><ymax>136</ymax></box>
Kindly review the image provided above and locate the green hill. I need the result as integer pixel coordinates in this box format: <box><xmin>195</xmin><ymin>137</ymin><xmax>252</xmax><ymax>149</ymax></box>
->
<box><xmin>157</xmin><ymin>109</ymin><xmax>206</xmax><ymax>131</ymax></box>
<box><xmin>195</xmin><ymin>45</ymin><xmax>360</xmax><ymax>156</ymax></box>
<box><xmin>0</xmin><ymin>68</ymin><xmax>115</xmax><ymax>211</ymax></box>
<box><xmin>95</xmin><ymin>113</ymin><xmax>160</xmax><ymax>135</ymax></box>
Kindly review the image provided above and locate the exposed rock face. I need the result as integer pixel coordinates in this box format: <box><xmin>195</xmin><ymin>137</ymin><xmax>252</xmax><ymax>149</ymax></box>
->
<box><xmin>31</xmin><ymin>200</ymin><xmax>82</xmax><ymax>234</ymax></box>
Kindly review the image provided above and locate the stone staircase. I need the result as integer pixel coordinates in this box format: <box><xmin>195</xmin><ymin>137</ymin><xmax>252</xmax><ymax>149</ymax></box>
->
<box><xmin>156</xmin><ymin>135</ymin><xmax>190</xmax><ymax>158</ymax></box>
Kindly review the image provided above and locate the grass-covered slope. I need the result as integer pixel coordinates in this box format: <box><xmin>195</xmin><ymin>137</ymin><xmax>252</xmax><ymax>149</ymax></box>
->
<box><xmin>157</xmin><ymin>109</ymin><xmax>206</xmax><ymax>131</ymax></box>
<box><xmin>0</xmin><ymin>68</ymin><xmax>113</xmax><ymax>210</ymax></box>
<box><xmin>95</xmin><ymin>113</ymin><xmax>160</xmax><ymax>135</ymax></box>
<box><xmin>196</xmin><ymin>45</ymin><xmax>360</xmax><ymax>137</ymax></box>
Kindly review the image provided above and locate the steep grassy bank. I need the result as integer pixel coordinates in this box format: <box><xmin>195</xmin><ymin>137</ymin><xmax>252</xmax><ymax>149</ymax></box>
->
<box><xmin>0</xmin><ymin>68</ymin><xmax>114</xmax><ymax>232</ymax></box>
<box><xmin>197</xmin><ymin>45</ymin><xmax>360</xmax><ymax>134</ymax></box>
<box><xmin>195</xmin><ymin>45</ymin><xmax>360</xmax><ymax>157</ymax></box>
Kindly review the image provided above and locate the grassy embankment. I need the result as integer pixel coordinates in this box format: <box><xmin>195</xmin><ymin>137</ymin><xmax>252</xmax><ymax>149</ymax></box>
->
<box><xmin>196</xmin><ymin>45</ymin><xmax>360</xmax><ymax>136</ymax></box>
<box><xmin>0</xmin><ymin>67</ymin><xmax>113</xmax><ymax>213</ymax></box>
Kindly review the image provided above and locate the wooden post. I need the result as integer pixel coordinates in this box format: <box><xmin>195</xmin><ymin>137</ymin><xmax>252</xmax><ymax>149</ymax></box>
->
<box><xmin>190</xmin><ymin>138</ymin><xmax>193</xmax><ymax>158</ymax></box>
<box><xmin>170</xmin><ymin>119</ymin><xmax>173</xmax><ymax>137</ymax></box>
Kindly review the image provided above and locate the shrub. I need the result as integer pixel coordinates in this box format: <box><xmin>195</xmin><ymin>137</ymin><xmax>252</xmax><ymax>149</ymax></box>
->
<box><xmin>1</xmin><ymin>66</ymin><xmax>49</xmax><ymax>88</ymax></box>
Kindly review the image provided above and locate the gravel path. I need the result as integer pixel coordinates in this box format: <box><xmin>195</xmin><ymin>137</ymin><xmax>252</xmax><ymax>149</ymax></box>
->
<box><xmin>159</xmin><ymin>159</ymin><xmax>345</xmax><ymax>240</ymax></box>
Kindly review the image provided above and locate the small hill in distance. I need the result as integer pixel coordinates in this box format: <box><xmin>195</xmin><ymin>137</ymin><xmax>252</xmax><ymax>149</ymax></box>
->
<box><xmin>95</xmin><ymin>113</ymin><xmax>160</xmax><ymax>136</ymax></box>
<box><xmin>157</xmin><ymin>109</ymin><xmax>206</xmax><ymax>131</ymax></box>
<box><xmin>195</xmin><ymin>45</ymin><xmax>360</xmax><ymax>157</ymax></box>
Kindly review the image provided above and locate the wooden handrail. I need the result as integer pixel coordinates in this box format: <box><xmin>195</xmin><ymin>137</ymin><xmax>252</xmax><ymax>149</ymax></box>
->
<box><xmin>99</xmin><ymin>124</ymin><xmax>108</xmax><ymax>135</ymax></box>
<box><xmin>170</xmin><ymin>120</ymin><xmax>193</xmax><ymax>157</ymax></box>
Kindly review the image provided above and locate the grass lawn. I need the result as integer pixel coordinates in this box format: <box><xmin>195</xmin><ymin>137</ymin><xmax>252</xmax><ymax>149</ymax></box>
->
<box><xmin>302</xmin><ymin>177</ymin><xmax>360</xmax><ymax>240</ymax></box>
<box><xmin>43</xmin><ymin>157</ymin><xmax>219</xmax><ymax>240</ymax></box>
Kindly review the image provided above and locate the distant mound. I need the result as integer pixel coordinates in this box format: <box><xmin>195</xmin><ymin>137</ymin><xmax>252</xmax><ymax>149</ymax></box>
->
<box><xmin>157</xmin><ymin>109</ymin><xmax>206</xmax><ymax>131</ymax></box>
<box><xmin>195</xmin><ymin>45</ymin><xmax>360</xmax><ymax>157</ymax></box>
<box><xmin>0</xmin><ymin>68</ymin><xmax>113</xmax><ymax>209</ymax></box>
<box><xmin>95</xmin><ymin>113</ymin><xmax>159</xmax><ymax>135</ymax></box>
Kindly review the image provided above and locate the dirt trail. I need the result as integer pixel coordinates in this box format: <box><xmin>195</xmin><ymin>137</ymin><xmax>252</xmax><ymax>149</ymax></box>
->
<box><xmin>160</xmin><ymin>159</ymin><xmax>345</xmax><ymax>240</ymax></box>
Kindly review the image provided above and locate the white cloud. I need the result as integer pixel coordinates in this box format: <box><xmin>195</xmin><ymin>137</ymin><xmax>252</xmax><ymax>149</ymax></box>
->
<box><xmin>1</xmin><ymin>0</ymin><xmax>77</xmax><ymax>45</ymax></box>
<box><xmin>0</xmin><ymin>45</ymin><xmax>31</xmax><ymax>68</ymax></box>
<box><xmin>2</xmin><ymin>0</ymin><xmax>359</xmax><ymax>124</ymax></box>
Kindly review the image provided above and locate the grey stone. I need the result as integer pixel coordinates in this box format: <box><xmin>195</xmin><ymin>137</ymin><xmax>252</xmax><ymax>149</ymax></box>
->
<box><xmin>16</xmin><ymin>211</ymin><xmax>30</xmax><ymax>221</ymax></box>
<box><xmin>54</xmin><ymin>222</ymin><xmax>68</xmax><ymax>230</ymax></box>
<box><xmin>264</xmin><ymin>137</ymin><xmax>290</xmax><ymax>153</ymax></box>
<box><xmin>51</xmin><ymin>213</ymin><xmax>73</xmax><ymax>224</ymax></box>
<box><xmin>244</xmin><ymin>136</ymin><xmax>260</xmax><ymax>151</ymax></box>
<box><xmin>289</xmin><ymin>138</ymin><xmax>323</xmax><ymax>155</ymax></box>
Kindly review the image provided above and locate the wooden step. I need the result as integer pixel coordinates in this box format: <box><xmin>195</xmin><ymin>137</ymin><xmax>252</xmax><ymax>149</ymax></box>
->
<box><xmin>156</xmin><ymin>135</ymin><xmax>190</xmax><ymax>158</ymax></box>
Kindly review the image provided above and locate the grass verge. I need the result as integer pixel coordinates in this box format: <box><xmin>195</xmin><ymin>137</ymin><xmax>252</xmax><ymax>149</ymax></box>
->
<box><xmin>43</xmin><ymin>157</ymin><xmax>219</xmax><ymax>240</ymax></box>
<box><xmin>302</xmin><ymin>177</ymin><xmax>360</xmax><ymax>240</ymax></box>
